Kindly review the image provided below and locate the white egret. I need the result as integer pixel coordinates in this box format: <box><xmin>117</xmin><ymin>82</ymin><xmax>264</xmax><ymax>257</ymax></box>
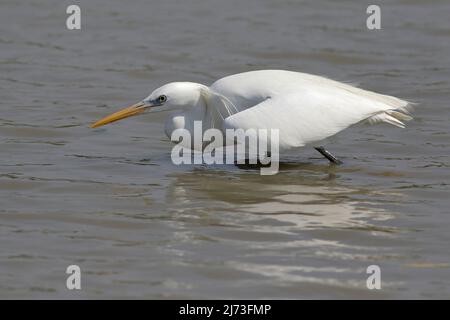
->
<box><xmin>91</xmin><ymin>70</ymin><xmax>413</xmax><ymax>163</ymax></box>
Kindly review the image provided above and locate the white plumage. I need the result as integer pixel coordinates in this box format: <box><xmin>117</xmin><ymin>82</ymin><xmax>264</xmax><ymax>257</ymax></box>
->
<box><xmin>91</xmin><ymin>69</ymin><xmax>413</xmax><ymax>157</ymax></box>
<box><xmin>210</xmin><ymin>70</ymin><xmax>412</xmax><ymax>149</ymax></box>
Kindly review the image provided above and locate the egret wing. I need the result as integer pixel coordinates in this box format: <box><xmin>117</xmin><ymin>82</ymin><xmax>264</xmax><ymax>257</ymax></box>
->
<box><xmin>223</xmin><ymin>89</ymin><xmax>410</xmax><ymax>149</ymax></box>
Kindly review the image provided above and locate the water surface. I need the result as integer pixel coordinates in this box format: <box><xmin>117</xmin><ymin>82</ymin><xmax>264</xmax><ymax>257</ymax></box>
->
<box><xmin>1</xmin><ymin>0</ymin><xmax>450</xmax><ymax>298</ymax></box>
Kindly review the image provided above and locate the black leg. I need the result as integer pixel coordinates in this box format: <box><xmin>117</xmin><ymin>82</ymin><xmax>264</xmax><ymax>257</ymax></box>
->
<box><xmin>314</xmin><ymin>146</ymin><xmax>343</xmax><ymax>165</ymax></box>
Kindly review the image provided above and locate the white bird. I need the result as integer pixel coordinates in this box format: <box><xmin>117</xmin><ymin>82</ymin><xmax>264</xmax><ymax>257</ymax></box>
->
<box><xmin>91</xmin><ymin>70</ymin><xmax>413</xmax><ymax>163</ymax></box>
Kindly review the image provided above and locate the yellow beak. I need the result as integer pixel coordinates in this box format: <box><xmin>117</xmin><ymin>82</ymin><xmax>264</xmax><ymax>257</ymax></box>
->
<box><xmin>90</xmin><ymin>102</ymin><xmax>147</xmax><ymax>128</ymax></box>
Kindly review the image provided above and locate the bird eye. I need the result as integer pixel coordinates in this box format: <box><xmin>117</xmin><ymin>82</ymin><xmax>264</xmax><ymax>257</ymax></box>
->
<box><xmin>158</xmin><ymin>95</ymin><xmax>167</xmax><ymax>103</ymax></box>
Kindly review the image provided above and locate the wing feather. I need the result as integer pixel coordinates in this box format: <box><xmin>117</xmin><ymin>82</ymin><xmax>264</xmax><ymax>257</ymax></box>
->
<box><xmin>223</xmin><ymin>88</ymin><xmax>412</xmax><ymax>149</ymax></box>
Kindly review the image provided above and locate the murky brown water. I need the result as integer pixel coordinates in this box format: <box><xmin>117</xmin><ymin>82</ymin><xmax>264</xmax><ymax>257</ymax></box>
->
<box><xmin>1</xmin><ymin>0</ymin><xmax>450</xmax><ymax>299</ymax></box>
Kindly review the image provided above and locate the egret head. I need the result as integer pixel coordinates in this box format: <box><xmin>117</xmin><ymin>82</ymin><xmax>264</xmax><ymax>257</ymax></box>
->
<box><xmin>91</xmin><ymin>82</ymin><xmax>205</xmax><ymax>128</ymax></box>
